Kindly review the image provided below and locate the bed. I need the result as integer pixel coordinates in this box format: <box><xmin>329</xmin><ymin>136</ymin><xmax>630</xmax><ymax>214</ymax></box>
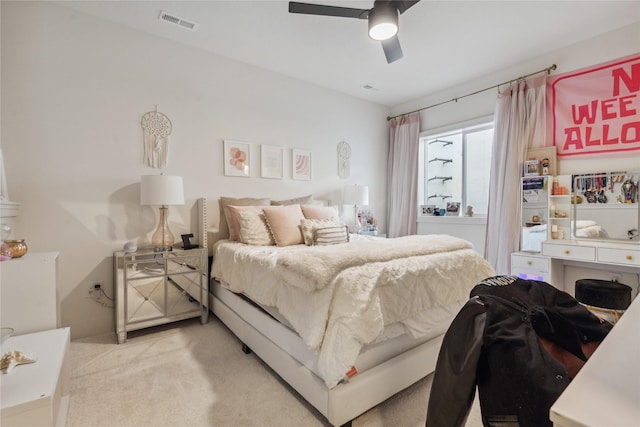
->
<box><xmin>197</xmin><ymin>198</ymin><xmax>495</xmax><ymax>426</ymax></box>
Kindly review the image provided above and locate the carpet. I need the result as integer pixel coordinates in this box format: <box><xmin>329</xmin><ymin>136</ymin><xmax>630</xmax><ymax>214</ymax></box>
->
<box><xmin>67</xmin><ymin>317</ymin><xmax>483</xmax><ymax>426</ymax></box>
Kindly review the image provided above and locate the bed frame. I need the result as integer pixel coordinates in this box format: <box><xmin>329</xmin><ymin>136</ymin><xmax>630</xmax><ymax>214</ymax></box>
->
<box><xmin>197</xmin><ymin>199</ymin><xmax>443</xmax><ymax>426</ymax></box>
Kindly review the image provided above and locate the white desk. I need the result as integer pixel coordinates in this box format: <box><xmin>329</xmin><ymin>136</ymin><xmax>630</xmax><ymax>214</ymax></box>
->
<box><xmin>541</xmin><ymin>240</ymin><xmax>639</xmax><ymax>294</ymax></box>
<box><xmin>550</xmin><ymin>296</ymin><xmax>640</xmax><ymax>426</ymax></box>
<box><xmin>1</xmin><ymin>327</ymin><xmax>70</xmax><ymax>427</ymax></box>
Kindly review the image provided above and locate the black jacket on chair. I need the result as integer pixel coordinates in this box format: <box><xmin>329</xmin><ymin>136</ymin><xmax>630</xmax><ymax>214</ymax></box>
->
<box><xmin>426</xmin><ymin>276</ymin><xmax>613</xmax><ymax>427</ymax></box>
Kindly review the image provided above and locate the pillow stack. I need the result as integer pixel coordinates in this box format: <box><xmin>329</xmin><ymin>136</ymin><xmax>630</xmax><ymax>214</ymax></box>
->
<box><xmin>219</xmin><ymin>195</ymin><xmax>347</xmax><ymax>247</ymax></box>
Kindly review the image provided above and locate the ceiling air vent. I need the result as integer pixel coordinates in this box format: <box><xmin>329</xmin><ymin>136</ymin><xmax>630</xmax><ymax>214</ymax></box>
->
<box><xmin>159</xmin><ymin>10</ymin><xmax>199</xmax><ymax>31</ymax></box>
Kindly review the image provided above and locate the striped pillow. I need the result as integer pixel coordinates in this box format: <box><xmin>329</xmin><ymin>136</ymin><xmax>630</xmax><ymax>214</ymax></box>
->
<box><xmin>313</xmin><ymin>226</ymin><xmax>349</xmax><ymax>246</ymax></box>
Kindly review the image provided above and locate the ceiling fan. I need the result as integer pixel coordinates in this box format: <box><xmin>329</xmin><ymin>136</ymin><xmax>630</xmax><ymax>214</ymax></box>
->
<box><xmin>288</xmin><ymin>1</ymin><xmax>420</xmax><ymax>64</ymax></box>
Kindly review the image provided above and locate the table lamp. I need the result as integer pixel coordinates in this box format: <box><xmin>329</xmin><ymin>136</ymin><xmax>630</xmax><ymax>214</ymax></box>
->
<box><xmin>140</xmin><ymin>174</ymin><xmax>184</xmax><ymax>251</ymax></box>
<box><xmin>343</xmin><ymin>184</ymin><xmax>369</xmax><ymax>233</ymax></box>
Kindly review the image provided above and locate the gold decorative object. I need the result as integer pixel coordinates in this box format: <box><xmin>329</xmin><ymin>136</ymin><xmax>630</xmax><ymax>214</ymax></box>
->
<box><xmin>1</xmin><ymin>350</ymin><xmax>37</xmax><ymax>373</ymax></box>
<box><xmin>4</xmin><ymin>239</ymin><xmax>27</xmax><ymax>258</ymax></box>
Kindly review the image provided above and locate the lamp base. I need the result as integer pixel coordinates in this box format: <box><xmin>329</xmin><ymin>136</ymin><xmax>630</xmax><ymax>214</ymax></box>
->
<box><xmin>151</xmin><ymin>206</ymin><xmax>176</xmax><ymax>251</ymax></box>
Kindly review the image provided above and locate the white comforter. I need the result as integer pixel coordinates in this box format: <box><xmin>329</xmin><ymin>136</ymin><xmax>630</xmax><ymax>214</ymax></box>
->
<box><xmin>212</xmin><ymin>234</ymin><xmax>495</xmax><ymax>388</ymax></box>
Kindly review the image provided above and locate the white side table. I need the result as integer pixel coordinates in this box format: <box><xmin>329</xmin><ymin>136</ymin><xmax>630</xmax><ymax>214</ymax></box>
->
<box><xmin>1</xmin><ymin>327</ymin><xmax>70</xmax><ymax>427</ymax></box>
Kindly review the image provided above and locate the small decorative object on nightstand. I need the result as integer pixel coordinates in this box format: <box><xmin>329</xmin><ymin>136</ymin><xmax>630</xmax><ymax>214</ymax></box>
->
<box><xmin>113</xmin><ymin>247</ymin><xmax>208</xmax><ymax>344</ymax></box>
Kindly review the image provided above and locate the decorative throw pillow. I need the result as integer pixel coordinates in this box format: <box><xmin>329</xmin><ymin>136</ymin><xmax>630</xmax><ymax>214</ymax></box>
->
<box><xmin>226</xmin><ymin>205</ymin><xmax>266</xmax><ymax>242</ymax></box>
<box><xmin>220</xmin><ymin>197</ymin><xmax>270</xmax><ymax>241</ymax></box>
<box><xmin>313</xmin><ymin>225</ymin><xmax>350</xmax><ymax>246</ymax></box>
<box><xmin>262</xmin><ymin>205</ymin><xmax>306</xmax><ymax>246</ymax></box>
<box><xmin>271</xmin><ymin>194</ymin><xmax>313</xmax><ymax>206</ymax></box>
<box><xmin>238</xmin><ymin>209</ymin><xmax>274</xmax><ymax>246</ymax></box>
<box><xmin>301</xmin><ymin>204</ymin><xmax>340</xmax><ymax>222</ymax></box>
<box><xmin>300</xmin><ymin>218</ymin><xmax>339</xmax><ymax>245</ymax></box>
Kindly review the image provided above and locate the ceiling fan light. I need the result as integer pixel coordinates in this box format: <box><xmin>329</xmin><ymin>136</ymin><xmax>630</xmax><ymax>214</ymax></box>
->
<box><xmin>368</xmin><ymin>4</ymin><xmax>398</xmax><ymax>41</ymax></box>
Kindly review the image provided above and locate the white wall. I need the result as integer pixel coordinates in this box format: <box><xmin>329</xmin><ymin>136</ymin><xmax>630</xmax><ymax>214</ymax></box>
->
<box><xmin>406</xmin><ymin>23</ymin><xmax>640</xmax><ymax>250</ymax></box>
<box><xmin>1</xmin><ymin>2</ymin><xmax>390</xmax><ymax>338</ymax></box>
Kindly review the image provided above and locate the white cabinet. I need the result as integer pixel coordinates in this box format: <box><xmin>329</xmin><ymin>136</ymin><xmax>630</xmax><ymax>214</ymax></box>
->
<box><xmin>0</xmin><ymin>252</ymin><xmax>60</xmax><ymax>335</ymax></box>
<box><xmin>1</xmin><ymin>327</ymin><xmax>70</xmax><ymax>427</ymax></box>
<box><xmin>511</xmin><ymin>252</ymin><xmax>551</xmax><ymax>282</ymax></box>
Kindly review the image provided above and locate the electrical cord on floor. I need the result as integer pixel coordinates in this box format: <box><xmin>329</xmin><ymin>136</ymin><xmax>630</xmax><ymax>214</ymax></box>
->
<box><xmin>92</xmin><ymin>288</ymin><xmax>114</xmax><ymax>308</ymax></box>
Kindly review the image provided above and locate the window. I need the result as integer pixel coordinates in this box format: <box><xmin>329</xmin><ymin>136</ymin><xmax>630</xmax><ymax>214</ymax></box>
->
<box><xmin>419</xmin><ymin>120</ymin><xmax>494</xmax><ymax>216</ymax></box>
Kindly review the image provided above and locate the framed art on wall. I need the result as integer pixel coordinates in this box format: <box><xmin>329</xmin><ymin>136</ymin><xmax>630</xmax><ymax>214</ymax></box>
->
<box><xmin>224</xmin><ymin>140</ymin><xmax>250</xmax><ymax>177</ymax></box>
<box><xmin>292</xmin><ymin>149</ymin><xmax>312</xmax><ymax>180</ymax></box>
<box><xmin>260</xmin><ymin>145</ymin><xmax>284</xmax><ymax>179</ymax></box>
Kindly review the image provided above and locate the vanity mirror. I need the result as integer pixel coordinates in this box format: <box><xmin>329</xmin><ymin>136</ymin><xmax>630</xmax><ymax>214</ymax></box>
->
<box><xmin>571</xmin><ymin>171</ymin><xmax>639</xmax><ymax>242</ymax></box>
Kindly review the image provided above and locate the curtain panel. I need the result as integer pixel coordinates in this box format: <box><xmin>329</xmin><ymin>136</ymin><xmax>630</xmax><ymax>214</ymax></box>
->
<box><xmin>386</xmin><ymin>112</ymin><xmax>420</xmax><ymax>238</ymax></box>
<box><xmin>485</xmin><ymin>76</ymin><xmax>546</xmax><ymax>274</ymax></box>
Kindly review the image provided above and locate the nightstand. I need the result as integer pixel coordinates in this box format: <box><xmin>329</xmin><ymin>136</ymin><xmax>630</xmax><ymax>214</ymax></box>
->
<box><xmin>357</xmin><ymin>231</ymin><xmax>387</xmax><ymax>238</ymax></box>
<box><xmin>113</xmin><ymin>247</ymin><xmax>208</xmax><ymax>344</ymax></box>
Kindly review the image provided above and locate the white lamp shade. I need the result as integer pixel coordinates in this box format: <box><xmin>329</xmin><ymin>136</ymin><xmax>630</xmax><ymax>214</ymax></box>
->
<box><xmin>343</xmin><ymin>185</ymin><xmax>369</xmax><ymax>206</ymax></box>
<box><xmin>140</xmin><ymin>175</ymin><xmax>185</xmax><ymax>206</ymax></box>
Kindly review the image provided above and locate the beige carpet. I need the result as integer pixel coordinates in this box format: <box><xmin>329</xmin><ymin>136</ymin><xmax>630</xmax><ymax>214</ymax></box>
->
<box><xmin>67</xmin><ymin>317</ymin><xmax>483</xmax><ymax>426</ymax></box>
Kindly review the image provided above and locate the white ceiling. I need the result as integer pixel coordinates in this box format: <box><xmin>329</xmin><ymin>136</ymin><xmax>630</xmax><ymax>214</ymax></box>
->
<box><xmin>57</xmin><ymin>1</ymin><xmax>640</xmax><ymax>107</ymax></box>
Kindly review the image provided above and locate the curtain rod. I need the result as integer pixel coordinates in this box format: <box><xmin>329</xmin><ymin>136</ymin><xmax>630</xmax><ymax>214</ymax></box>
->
<box><xmin>387</xmin><ymin>64</ymin><xmax>557</xmax><ymax>121</ymax></box>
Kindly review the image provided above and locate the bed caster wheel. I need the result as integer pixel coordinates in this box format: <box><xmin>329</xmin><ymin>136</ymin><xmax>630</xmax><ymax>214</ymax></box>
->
<box><xmin>242</xmin><ymin>343</ymin><xmax>252</xmax><ymax>354</ymax></box>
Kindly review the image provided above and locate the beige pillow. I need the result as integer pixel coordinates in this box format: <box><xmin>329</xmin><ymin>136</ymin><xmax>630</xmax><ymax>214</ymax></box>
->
<box><xmin>300</xmin><ymin>218</ymin><xmax>339</xmax><ymax>246</ymax></box>
<box><xmin>227</xmin><ymin>205</ymin><xmax>266</xmax><ymax>242</ymax></box>
<box><xmin>263</xmin><ymin>205</ymin><xmax>305</xmax><ymax>246</ymax></box>
<box><xmin>301</xmin><ymin>204</ymin><xmax>340</xmax><ymax>222</ymax></box>
<box><xmin>271</xmin><ymin>195</ymin><xmax>313</xmax><ymax>206</ymax></box>
<box><xmin>220</xmin><ymin>197</ymin><xmax>270</xmax><ymax>241</ymax></box>
<box><xmin>238</xmin><ymin>210</ymin><xmax>274</xmax><ymax>246</ymax></box>
<box><xmin>314</xmin><ymin>225</ymin><xmax>349</xmax><ymax>246</ymax></box>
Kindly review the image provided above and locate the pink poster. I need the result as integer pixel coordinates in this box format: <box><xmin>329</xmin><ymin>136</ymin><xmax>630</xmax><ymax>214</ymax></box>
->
<box><xmin>546</xmin><ymin>54</ymin><xmax>640</xmax><ymax>157</ymax></box>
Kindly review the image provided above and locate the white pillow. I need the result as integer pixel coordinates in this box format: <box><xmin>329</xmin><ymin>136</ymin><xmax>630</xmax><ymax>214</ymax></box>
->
<box><xmin>313</xmin><ymin>225</ymin><xmax>349</xmax><ymax>246</ymax></box>
<box><xmin>301</xmin><ymin>204</ymin><xmax>340</xmax><ymax>222</ymax></box>
<box><xmin>238</xmin><ymin>209</ymin><xmax>274</xmax><ymax>246</ymax></box>
<box><xmin>300</xmin><ymin>218</ymin><xmax>340</xmax><ymax>246</ymax></box>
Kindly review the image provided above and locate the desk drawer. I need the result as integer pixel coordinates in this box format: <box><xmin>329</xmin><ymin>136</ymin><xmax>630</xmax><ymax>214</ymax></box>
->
<box><xmin>511</xmin><ymin>254</ymin><xmax>550</xmax><ymax>272</ymax></box>
<box><xmin>542</xmin><ymin>243</ymin><xmax>596</xmax><ymax>261</ymax></box>
<box><xmin>597</xmin><ymin>247</ymin><xmax>640</xmax><ymax>267</ymax></box>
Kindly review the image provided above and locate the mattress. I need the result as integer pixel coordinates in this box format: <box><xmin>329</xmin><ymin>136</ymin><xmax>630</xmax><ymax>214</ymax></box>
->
<box><xmin>211</xmin><ymin>234</ymin><xmax>496</xmax><ymax>387</ymax></box>
<box><xmin>212</xmin><ymin>280</ymin><xmax>459</xmax><ymax>381</ymax></box>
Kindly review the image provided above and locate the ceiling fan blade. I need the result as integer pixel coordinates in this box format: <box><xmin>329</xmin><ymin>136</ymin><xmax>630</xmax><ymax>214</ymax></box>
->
<box><xmin>381</xmin><ymin>35</ymin><xmax>403</xmax><ymax>63</ymax></box>
<box><xmin>288</xmin><ymin>2</ymin><xmax>369</xmax><ymax>19</ymax></box>
<box><xmin>396</xmin><ymin>0</ymin><xmax>421</xmax><ymax>14</ymax></box>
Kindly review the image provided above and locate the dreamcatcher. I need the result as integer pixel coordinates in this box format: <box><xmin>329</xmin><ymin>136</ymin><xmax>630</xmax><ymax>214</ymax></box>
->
<box><xmin>141</xmin><ymin>109</ymin><xmax>172</xmax><ymax>168</ymax></box>
<box><xmin>337</xmin><ymin>139</ymin><xmax>351</xmax><ymax>179</ymax></box>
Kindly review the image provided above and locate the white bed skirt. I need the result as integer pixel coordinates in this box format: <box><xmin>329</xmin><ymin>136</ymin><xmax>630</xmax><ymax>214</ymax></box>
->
<box><xmin>209</xmin><ymin>281</ymin><xmax>445</xmax><ymax>426</ymax></box>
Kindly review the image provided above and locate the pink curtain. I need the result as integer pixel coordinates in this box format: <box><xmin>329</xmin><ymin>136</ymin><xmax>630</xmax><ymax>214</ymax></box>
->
<box><xmin>386</xmin><ymin>112</ymin><xmax>420</xmax><ymax>237</ymax></box>
<box><xmin>485</xmin><ymin>76</ymin><xmax>546</xmax><ymax>273</ymax></box>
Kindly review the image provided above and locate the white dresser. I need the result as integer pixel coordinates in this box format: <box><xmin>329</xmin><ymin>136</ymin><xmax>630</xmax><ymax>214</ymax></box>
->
<box><xmin>0</xmin><ymin>252</ymin><xmax>60</xmax><ymax>334</ymax></box>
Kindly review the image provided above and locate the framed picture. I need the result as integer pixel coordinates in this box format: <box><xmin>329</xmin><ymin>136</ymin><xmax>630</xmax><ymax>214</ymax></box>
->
<box><xmin>523</xmin><ymin>160</ymin><xmax>540</xmax><ymax>177</ymax></box>
<box><xmin>446</xmin><ymin>202</ymin><xmax>461</xmax><ymax>216</ymax></box>
<box><xmin>260</xmin><ymin>145</ymin><xmax>283</xmax><ymax>179</ymax></box>
<box><xmin>292</xmin><ymin>149</ymin><xmax>312</xmax><ymax>180</ymax></box>
<box><xmin>224</xmin><ymin>140</ymin><xmax>250</xmax><ymax>177</ymax></box>
<box><xmin>421</xmin><ymin>205</ymin><xmax>435</xmax><ymax>216</ymax></box>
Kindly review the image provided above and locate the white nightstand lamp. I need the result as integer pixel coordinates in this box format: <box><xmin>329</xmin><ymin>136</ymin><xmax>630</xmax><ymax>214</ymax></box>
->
<box><xmin>344</xmin><ymin>184</ymin><xmax>369</xmax><ymax>233</ymax></box>
<box><xmin>140</xmin><ymin>174</ymin><xmax>184</xmax><ymax>251</ymax></box>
